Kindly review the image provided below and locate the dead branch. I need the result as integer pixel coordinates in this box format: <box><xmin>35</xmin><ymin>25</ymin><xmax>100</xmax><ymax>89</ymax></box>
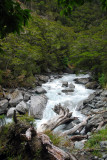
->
<box><xmin>61</xmin><ymin>116</ymin><xmax>90</xmax><ymax>136</ymax></box>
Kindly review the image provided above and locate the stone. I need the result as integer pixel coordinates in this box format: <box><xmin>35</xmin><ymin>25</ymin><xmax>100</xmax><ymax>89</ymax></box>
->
<box><xmin>100</xmin><ymin>141</ymin><xmax>107</xmax><ymax>149</ymax></box>
<box><xmin>9</xmin><ymin>89</ymin><xmax>23</xmax><ymax>107</ymax></box>
<box><xmin>85</xmin><ymin>81</ymin><xmax>98</xmax><ymax>89</ymax></box>
<box><xmin>62</xmin><ymin>81</ymin><xmax>68</xmax><ymax>87</ymax></box>
<box><xmin>16</xmin><ymin>101</ymin><xmax>28</xmax><ymax>114</ymax></box>
<box><xmin>83</xmin><ymin>93</ymin><xmax>96</xmax><ymax>104</ymax></box>
<box><xmin>62</xmin><ymin>89</ymin><xmax>74</xmax><ymax>93</ymax></box>
<box><xmin>101</xmin><ymin>90</ymin><xmax>107</xmax><ymax>97</ymax></box>
<box><xmin>36</xmin><ymin>87</ymin><xmax>47</xmax><ymax>94</ymax></box>
<box><xmin>0</xmin><ymin>99</ymin><xmax>8</xmax><ymax>114</ymax></box>
<box><xmin>74</xmin><ymin>78</ymin><xmax>90</xmax><ymax>84</ymax></box>
<box><xmin>74</xmin><ymin>140</ymin><xmax>86</xmax><ymax>149</ymax></box>
<box><xmin>36</xmin><ymin>75</ymin><xmax>49</xmax><ymax>83</ymax></box>
<box><xmin>24</xmin><ymin>93</ymin><xmax>31</xmax><ymax>101</ymax></box>
<box><xmin>30</xmin><ymin>95</ymin><xmax>47</xmax><ymax>119</ymax></box>
<box><xmin>7</xmin><ymin>107</ymin><xmax>16</xmax><ymax>117</ymax></box>
<box><xmin>68</xmin><ymin>83</ymin><xmax>75</xmax><ymax>89</ymax></box>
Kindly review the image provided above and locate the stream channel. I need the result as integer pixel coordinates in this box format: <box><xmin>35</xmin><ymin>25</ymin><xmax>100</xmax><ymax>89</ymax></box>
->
<box><xmin>36</xmin><ymin>73</ymin><xmax>94</xmax><ymax>131</ymax></box>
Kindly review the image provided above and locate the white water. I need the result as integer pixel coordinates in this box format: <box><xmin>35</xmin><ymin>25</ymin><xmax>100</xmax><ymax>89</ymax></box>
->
<box><xmin>36</xmin><ymin>74</ymin><xmax>94</xmax><ymax>130</ymax></box>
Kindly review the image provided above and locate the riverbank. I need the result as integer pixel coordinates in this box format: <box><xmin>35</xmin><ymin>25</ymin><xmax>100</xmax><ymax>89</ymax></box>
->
<box><xmin>0</xmin><ymin>73</ymin><xmax>107</xmax><ymax>160</ymax></box>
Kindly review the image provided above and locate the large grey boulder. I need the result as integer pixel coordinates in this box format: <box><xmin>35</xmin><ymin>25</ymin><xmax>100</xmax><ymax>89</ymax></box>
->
<box><xmin>74</xmin><ymin>78</ymin><xmax>90</xmax><ymax>84</ymax></box>
<box><xmin>36</xmin><ymin>87</ymin><xmax>47</xmax><ymax>94</ymax></box>
<box><xmin>68</xmin><ymin>83</ymin><xmax>75</xmax><ymax>89</ymax></box>
<box><xmin>74</xmin><ymin>140</ymin><xmax>86</xmax><ymax>149</ymax></box>
<box><xmin>7</xmin><ymin>107</ymin><xmax>16</xmax><ymax>117</ymax></box>
<box><xmin>16</xmin><ymin>101</ymin><xmax>28</xmax><ymax>114</ymax></box>
<box><xmin>30</xmin><ymin>95</ymin><xmax>47</xmax><ymax>119</ymax></box>
<box><xmin>85</xmin><ymin>81</ymin><xmax>98</xmax><ymax>89</ymax></box>
<box><xmin>0</xmin><ymin>99</ymin><xmax>8</xmax><ymax>114</ymax></box>
<box><xmin>9</xmin><ymin>89</ymin><xmax>23</xmax><ymax>107</ymax></box>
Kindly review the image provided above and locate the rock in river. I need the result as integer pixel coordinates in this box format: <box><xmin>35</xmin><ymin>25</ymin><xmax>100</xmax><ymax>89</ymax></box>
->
<box><xmin>30</xmin><ymin>95</ymin><xmax>47</xmax><ymax>119</ymax></box>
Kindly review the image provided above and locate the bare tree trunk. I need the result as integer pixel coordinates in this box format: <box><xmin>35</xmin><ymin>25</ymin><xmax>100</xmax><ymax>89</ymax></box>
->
<box><xmin>39</xmin><ymin>104</ymin><xmax>73</xmax><ymax>132</ymax></box>
<box><xmin>61</xmin><ymin>116</ymin><xmax>90</xmax><ymax>136</ymax></box>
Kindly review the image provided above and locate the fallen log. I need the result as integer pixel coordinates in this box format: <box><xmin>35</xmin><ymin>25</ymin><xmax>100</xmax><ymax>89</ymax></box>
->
<box><xmin>61</xmin><ymin>116</ymin><xmax>90</xmax><ymax>136</ymax></box>
<box><xmin>38</xmin><ymin>133</ymin><xmax>77</xmax><ymax>160</ymax></box>
<box><xmin>39</xmin><ymin>104</ymin><xmax>73</xmax><ymax>132</ymax></box>
<box><xmin>70</xmin><ymin>135</ymin><xmax>88</xmax><ymax>141</ymax></box>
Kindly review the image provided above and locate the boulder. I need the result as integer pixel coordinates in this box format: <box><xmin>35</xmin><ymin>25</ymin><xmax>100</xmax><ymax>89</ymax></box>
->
<box><xmin>23</xmin><ymin>93</ymin><xmax>31</xmax><ymax>101</ymax></box>
<box><xmin>16</xmin><ymin>101</ymin><xmax>28</xmax><ymax>114</ymax></box>
<box><xmin>36</xmin><ymin>87</ymin><xmax>47</xmax><ymax>94</ymax></box>
<box><xmin>74</xmin><ymin>78</ymin><xmax>90</xmax><ymax>84</ymax></box>
<box><xmin>30</xmin><ymin>95</ymin><xmax>47</xmax><ymax>119</ymax></box>
<box><xmin>7</xmin><ymin>107</ymin><xmax>16</xmax><ymax>117</ymax></box>
<box><xmin>36</xmin><ymin>75</ymin><xmax>49</xmax><ymax>83</ymax></box>
<box><xmin>85</xmin><ymin>81</ymin><xmax>98</xmax><ymax>89</ymax></box>
<box><xmin>83</xmin><ymin>93</ymin><xmax>96</xmax><ymax>105</ymax></box>
<box><xmin>9</xmin><ymin>89</ymin><xmax>23</xmax><ymax>107</ymax></box>
<box><xmin>0</xmin><ymin>99</ymin><xmax>8</xmax><ymax>114</ymax></box>
<box><xmin>101</xmin><ymin>90</ymin><xmax>107</xmax><ymax>97</ymax></box>
<box><xmin>62</xmin><ymin>81</ymin><xmax>68</xmax><ymax>87</ymax></box>
<box><xmin>68</xmin><ymin>83</ymin><xmax>75</xmax><ymax>89</ymax></box>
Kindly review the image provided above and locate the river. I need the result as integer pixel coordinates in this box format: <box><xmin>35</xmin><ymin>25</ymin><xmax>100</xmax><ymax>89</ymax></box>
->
<box><xmin>36</xmin><ymin>73</ymin><xmax>94</xmax><ymax>131</ymax></box>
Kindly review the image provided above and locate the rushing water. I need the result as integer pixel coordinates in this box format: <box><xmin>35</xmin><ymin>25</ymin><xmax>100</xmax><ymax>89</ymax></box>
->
<box><xmin>36</xmin><ymin>74</ymin><xmax>94</xmax><ymax>130</ymax></box>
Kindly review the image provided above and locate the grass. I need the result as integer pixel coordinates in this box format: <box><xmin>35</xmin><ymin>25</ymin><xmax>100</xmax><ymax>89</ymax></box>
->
<box><xmin>44</xmin><ymin>130</ymin><xmax>63</xmax><ymax>146</ymax></box>
<box><xmin>84</xmin><ymin>127</ymin><xmax>107</xmax><ymax>157</ymax></box>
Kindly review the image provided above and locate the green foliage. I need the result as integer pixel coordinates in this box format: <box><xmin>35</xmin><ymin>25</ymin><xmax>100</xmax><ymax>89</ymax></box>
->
<box><xmin>17</xmin><ymin>113</ymin><xmax>35</xmax><ymax>127</ymax></box>
<box><xmin>99</xmin><ymin>73</ymin><xmax>107</xmax><ymax>87</ymax></box>
<box><xmin>0</xmin><ymin>0</ymin><xmax>31</xmax><ymax>38</ymax></box>
<box><xmin>85</xmin><ymin>127</ymin><xmax>107</xmax><ymax>157</ymax></box>
<box><xmin>44</xmin><ymin>130</ymin><xmax>62</xmax><ymax>146</ymax></box>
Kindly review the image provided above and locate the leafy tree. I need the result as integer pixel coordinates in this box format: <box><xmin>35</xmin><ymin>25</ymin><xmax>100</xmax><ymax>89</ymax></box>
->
<box><xmin>0</xmin><ymin>0</ymin><xmax>31</xmax><ymax>38</ymax></box>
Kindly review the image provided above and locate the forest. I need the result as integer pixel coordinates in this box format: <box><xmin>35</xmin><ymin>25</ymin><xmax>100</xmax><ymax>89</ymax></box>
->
<box><xmin>0</xmin><ymin>0</ymin><xmax>107</xmax><ymax>88</ymax></box>
<box><xmin>0</xmin><ymin>1</ymin><xmax>107</xmax><ymax>160</ymax></box>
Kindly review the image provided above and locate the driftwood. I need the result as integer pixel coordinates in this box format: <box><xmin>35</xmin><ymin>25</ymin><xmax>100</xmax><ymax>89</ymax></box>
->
<box><xmin>20</xmin><ymin>127</ymin><xmax>77</xmax><ymax>160</ymax></box>
<box><xmin>70</xmin><ymin>135</ymin><xmax>88</xmax><ymax>141</ymax></box>
<box><xmin>39</xmin><ymin>104</ymin><xmax>73</xmax><ymax>132</ymax></box>
<box><xmin>61</xmin><ymin>116</ymin><xmax>90</xmax><ymax>136</ymax></box>
<box><xmin>95</xmin><ymin>119</ymin><xmax>107</xmax><ymax>132</ymax></box>
<box><xmin>38</xmin><ymin>133</ymin><xmax>77</xmax><ymax>160</ymax></box>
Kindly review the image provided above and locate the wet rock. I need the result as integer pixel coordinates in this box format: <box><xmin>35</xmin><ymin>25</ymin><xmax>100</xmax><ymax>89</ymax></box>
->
<box><xmin>62</xmin><ymin>89</ymin><xmax>74</xmax><ymax>93</ymax></box>
<box><xmin>62</xmin><ymin>81</ymin><xmax>68</xmax><ymax>87</ymax></box>
<box><xmin>74</xmin><ymin>78</ymin><xmax>90</xmax><ymax>84</ymax></box>
<box><xmin>0</xmin><ymin>99</ymin><xmax>8</xmax><ymax>114</ymax></box>
<box><xmin>35</xmin><ymin>87</ymin><xmax>47</xmax><ymax>94</ymax></box>
<box><xmin>68</xmin><ymin>83</ymin><xmax>75</xmax><ymax>89</ymax></box>
<box><xmin>85</xmin><ymin>81</ymin><xmax>98</xmax><ymax>89</ymax></box>
<box><xmin>30</xmin><ymin>95</ymin><xmax>47</xmax><ymax>119</ymax></box>
<box><xmin>7</xmin><ymin>107</ymin><xmax>16</xmax><ymax>117</ymax></box>
<box><xmin>16</xmin><ymin>101</ymin><xmax>28</xmax><ymax>114</ymax></box>
<box><xmin>9</xmin><ymin>89</ymin><xmax>23</xmax><ymax>107</ymax></box>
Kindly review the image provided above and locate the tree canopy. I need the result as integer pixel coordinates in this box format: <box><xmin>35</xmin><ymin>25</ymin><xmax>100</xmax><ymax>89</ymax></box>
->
<box><xmin>57</xmin><ymin>0</ymin><xmax>107</xmax><ymax>15</ymax></box>
<box><xmin>0</xmin><ymin>0</ymin><xmax>31</xmax><ymax>38</ymax></box>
